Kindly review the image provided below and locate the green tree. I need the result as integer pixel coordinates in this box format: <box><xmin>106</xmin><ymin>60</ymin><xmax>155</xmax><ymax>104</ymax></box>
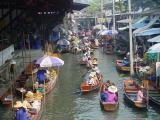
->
<box><xmin>87</xmin><ymin>0</ymin><xmax>101</xmax><ymax>15</ymax></box>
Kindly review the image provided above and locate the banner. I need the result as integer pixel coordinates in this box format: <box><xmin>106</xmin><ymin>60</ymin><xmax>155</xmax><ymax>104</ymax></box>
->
<box><xmin>156</xmin><ymin>62</ymin><xmax>160</xmax><ymax>77</ymax></box>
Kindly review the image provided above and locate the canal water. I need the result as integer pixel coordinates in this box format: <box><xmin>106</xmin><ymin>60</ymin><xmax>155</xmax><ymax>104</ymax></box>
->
<box><xmin>41</xmin><ymin>49</ymin><xmax>160</xmax><ymax>120</ymax></box>
<box><xmin>0</xmin><ymin>49</ymin><xmax>160</xmax><ymax>120</ymax></box>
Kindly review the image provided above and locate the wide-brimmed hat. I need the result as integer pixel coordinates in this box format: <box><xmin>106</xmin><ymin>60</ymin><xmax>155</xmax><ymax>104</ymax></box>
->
<box><xmin>14</xmin><ymin>101</ymin><xmax>23</xmax><ymax>108</ymax></box>
<box><xmin>108</xmin><ymin>85</ymin><xmax>118</xmax><ymax>93</ymax></box>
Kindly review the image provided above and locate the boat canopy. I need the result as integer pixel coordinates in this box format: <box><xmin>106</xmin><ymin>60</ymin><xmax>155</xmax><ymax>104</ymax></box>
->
<box><xmin>147</xmin><ymin>35</ymin><xmax>160</xmax><ymax>43</ymax></box>
<box><xmin>133</xmin><ymin>16</ymin><xmax>159</xmax><ymax>35</ymax></box>
<box><xmin>135</xmin><ymin>28</ymin><xmax>160</xmax><ymax>36</ymax></box>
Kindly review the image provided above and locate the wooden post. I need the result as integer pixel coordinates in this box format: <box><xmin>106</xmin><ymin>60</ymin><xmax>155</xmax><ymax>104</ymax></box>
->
<box><xmin>143</xmin><ymin>79</ymin><xmax>149</xmax><ymax>110</ymax></box>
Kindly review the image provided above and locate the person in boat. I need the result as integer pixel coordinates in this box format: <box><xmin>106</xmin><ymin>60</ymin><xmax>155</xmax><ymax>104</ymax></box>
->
<box><xmin>136</xmin><ymin>86</ymin><xmax>145</xmax><ymax>102</ymax></box>
<box><xmin>87</xmin><ymin>57</ymin><xmax>93</xmax><ymax>68</ymax></box>
<box><xmin>92</xmin><ymin>65</ymin><xmax>101</xmax><ymax>80</ymax></box>
<box><xmin>14</xmin><ymin>101</ymin><xmax>29</xmax><ymax>120</ymax></box>
<box><xmin>36</xmin><ymin>69</ymin><xmax>47</xmax><ymax>84</ymax></box>
<box><xmin>123</xmin><ymin>57</ymin><xmax>129</xmax><ymax>66</ymax></box>
<box><xmin>105</xmin><ymin>80</ymin><xmax>111</xmax><ymax>88</ymax></box>
<box><xmin>92</xmin><ymin>58</ymin><xmax>98</xmax><ymax>65</ymax></box>
<box><xmin>82</xmin><ymin>53</ymin><xmax>88</xmax><ymax>62</ymax></box>
<box><xmin>87</xmin><ymin>76</ymin><xmax>94</xmax><ymax>85</ymax></box>
<box><xmin>105</xmin><ymin>85</ymin><xmax>118</xmax><ymax>103</ymax></box>
<box><xmin>101</xmin><ymin>82</ymin><xmax>109</xmax><ymax>102</ymax></box>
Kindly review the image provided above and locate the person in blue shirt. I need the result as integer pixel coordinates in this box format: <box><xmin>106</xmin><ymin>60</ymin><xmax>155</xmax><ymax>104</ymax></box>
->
<box><xmin>16</xmin><ymin>107</ymin><xmax>29</xmax><ymax>120</ymax></box>
<box><xmin>123</xmin><ymin>57</ymin><xmax>129</xmax><ymax>66</ymax></box>
<box><xmin>37</xmin><ymin>69</ymin><xmax>46</xmax><ymax>84</ymax></box>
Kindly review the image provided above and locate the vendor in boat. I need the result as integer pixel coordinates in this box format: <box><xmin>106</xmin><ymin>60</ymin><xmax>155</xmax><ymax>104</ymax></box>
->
<box><xmin>122</xmin><ymin>57</ymin><xmax>129</xmax><ymax>66</ymax></box>
<box><xmin>104</xmin><ymin>85</ymin><xmax>118</xmax><ymax>103</ymax></box>
<box><xmin>36</xmin><ymin>69</ymin><xmax>47</xmax><ymax>84</ymax></box>
<box><xmin>14</xmin><ymin>101</ymin><xmax>29</xmax><ymax>120</ymax></box>
<box><xmin>136</xmin><ymin>86</ymin><xmax>146</xmax><ymax>102</ymax></box>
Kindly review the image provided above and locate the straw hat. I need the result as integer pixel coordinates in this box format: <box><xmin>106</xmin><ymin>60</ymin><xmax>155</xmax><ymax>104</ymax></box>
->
<box><xmin>22</xmin><ymin>100</ymin><xmax>32</xmax><ymax>109</ymax></box>
<box><xmin>14</xmin><ymin>101</ymin><xmax>23</xmax><ymax>108</ymax></box>
<box><xmin>108</xmin><ymin>85</ymin><xmax>118</xmax><ymax>93</ymax></box>
<box><xmin>25</xmin><ymin>91</ymin><xmax>34</xmax><ymax>97</ymax></box>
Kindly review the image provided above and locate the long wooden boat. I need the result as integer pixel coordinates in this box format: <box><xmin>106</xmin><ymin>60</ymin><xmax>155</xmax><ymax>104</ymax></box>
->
<box><xmin>13</xmin><ymin>92</ymin><xmax>44</xmax><ymax>120</ymax></box>
<box><xmin>116</xmin><ymin>60</ymin><xmax>144</xmax><ymax>72</ymax></box>
<box><xmin>79</xmin><ymin>58</ymin><xmax>87</xmax><ymax>65</ymax></box>
<box><xmin>0</xmin><ymin>91</ymin><xmax>14</xmax><ymax>107</ymax></box>
<box><xmin>99</xmin><ymin>84</ymin><xmax>119</xmax><ymax>111</ymax></box>
<box><xmin>35</xmin><ymin>69</ymin><xmax>58</xmax><ymax>94</ymax></box>
<box><xmin>80</xmin><ymin>73</ymin><xmax>103</xmax><ymax>93</ymax></box>
<box><xmin>116</xmin><ymin>60</ymin><xmax>130</xmax><ymax>72</ymax></box>
<box><xmin>147</xmin><ymin>81</ymin><xmax>160</xmax><ymax>106</ymax></box>
<box><xmin>123</xmin><ymin>80</ymin><xmax>147</xmax><ymax>109</ymax></box>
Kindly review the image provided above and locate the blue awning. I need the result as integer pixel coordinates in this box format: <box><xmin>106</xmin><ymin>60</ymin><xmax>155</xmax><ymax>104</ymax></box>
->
<box><xmin>118</xmin><ymin>16</ymin><xmax>149</xmax><ymax>31</ymax></box>
<box><xmin>133</xmin><ymin>16</ymin><xmax>159</xmax><ymax>35</ymax></box>
<box><xmin>147</xmin><ymin>35</ymin><xmax>160</xmax><ymax>43</ymax></box>
<box><xmin>135</xmin><ymin>28</ymin><xmax>160</xmax><ymax>36</ymax></box>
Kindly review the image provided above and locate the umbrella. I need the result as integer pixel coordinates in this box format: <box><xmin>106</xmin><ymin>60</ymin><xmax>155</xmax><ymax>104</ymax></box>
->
<box><xmin>57</xmin><ymin>39</ymin><xmax>70</xmax><ymax>46</ymax></box>
<box><xmin>100</xmin><ymin>30</ymin><xmax>118</xmax><ymax>36</ymax></box>
<box><xmin>147</xmin><ymin>43</ymin><xmax>160</xmax><ymax>53</ymax></box>
<box><xmin>36</xmin><ymin>56</ymin><xmax>64</xmax><ymax>67</ymax></box>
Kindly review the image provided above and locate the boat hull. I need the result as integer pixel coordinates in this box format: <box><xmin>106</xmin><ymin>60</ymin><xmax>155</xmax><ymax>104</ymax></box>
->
<box><xmin>123</xmin><ymin>80</ymin><xmax>147</xmax><ymax>109</ymax></box>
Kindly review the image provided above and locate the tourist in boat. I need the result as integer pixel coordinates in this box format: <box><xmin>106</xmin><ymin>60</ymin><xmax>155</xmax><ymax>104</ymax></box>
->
<box><xmin>105</xmin><ymin>85</ymin><xmax>118</xmax><ymax>103</ymax></box>
<box><xmin>136</xmin><ymin>86</ymin><xmax>145</xmax><ymax>102</ymax></box>
<box><xmin>105</xmin><ymin>80</ymin><xmax>111</xmax><ymax>88</ymax></box>
<box><xmin>100</xmin><ymin>82</ymin><xmax>109</xmax><ymax>102</ymax></box>
<box><xmin>87</xmin><ymin>76</ymin><xmax>94</xmax><ymax>85</ymax></box>
<box><xmin>82</xmin><ymin>53</ymin><xmax>88</xmax><ymax>62</ymax></box>
<box><xmin>92</xmin><ymin>58</ymin><xmax>98</xmax><ymax>65</ymax></box>
<box><xmin>87</xmin><ymin>57</ymin><xmax>93</xmax><ymax>68</ymax></box>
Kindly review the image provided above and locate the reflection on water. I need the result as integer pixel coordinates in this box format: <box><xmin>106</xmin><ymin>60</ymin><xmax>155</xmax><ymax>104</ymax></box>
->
<box><xmin>0</xmin><ymin>50</ymin><xmax>160</xmax><ymax>120</ymax></box>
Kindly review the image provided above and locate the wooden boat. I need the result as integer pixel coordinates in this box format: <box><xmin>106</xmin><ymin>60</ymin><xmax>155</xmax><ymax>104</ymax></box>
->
<box><xmin>90</xmin><ymin>40</ymin><xmax>99</xmax><ymax>49</ymax></box>
<box><xmin>14</xmin><ymin>92</ymin><xmax>44</xmax><ymax>120</ymax></box>
<box><xmin>147</xmin><ymin>80</ymin><xmax>160</xmax><ymax>106</ymax></box>
<box><xmin>80</xmin><ymin>73</ymin><xmax>103</xmax><ymax>93</ymax></box>
<box><xmin>99</xmin><ymin>84</ymin><xmax>119</xmax><ymax>111</ymax></box>
<box><xmin>116</xmin><ymin>60</ymin><xmax>130</xmax><ymax>72</ymax></box>
<box><xmin>35</xmin><ymin>69</ymin><xmax>58</xmax><ymax>94</ymax></box>
<box><xmin>123</xmin><ymin>80</ymin><xmax>147</xmax><ymax>109</ymax></box>
<box><xmin>0</xmin><ymin>90</ymin><xmax>14</xmax><ymax>107</ymax></box>
<box><xmin>116</xmin><ymin>60</ymin><xmax>145</xmax><ymax>72</ymax></box>
<box><xmin>79</xmin><ymin>58</ymin><xmax>87</xmax><ymax>65</ymax></box>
